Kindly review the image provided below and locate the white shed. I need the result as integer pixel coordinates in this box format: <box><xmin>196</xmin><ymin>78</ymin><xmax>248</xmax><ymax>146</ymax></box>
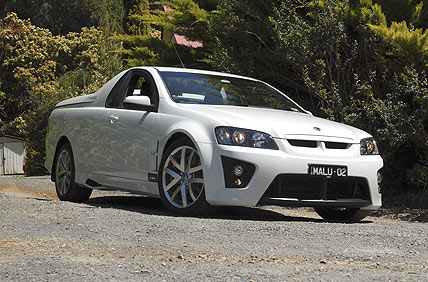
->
<box><xmin>0</xmin><ymin>135</ymin><xmax>25</xmax><ymax>175</ymax></box>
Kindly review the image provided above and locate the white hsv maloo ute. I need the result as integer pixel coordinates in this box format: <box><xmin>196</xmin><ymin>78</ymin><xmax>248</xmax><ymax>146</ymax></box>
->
<box><xmin>45</xmin><ymin>67</ymin><xmax>383</xmax><ymax>222</ymax></box>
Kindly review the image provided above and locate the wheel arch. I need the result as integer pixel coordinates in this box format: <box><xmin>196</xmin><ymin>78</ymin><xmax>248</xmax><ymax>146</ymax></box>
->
<box><xmin>50</xmin><ymin>136</ymin><xmax>71</xmax><ymax>182</ymax></box>
<box><xmin>156</xmin><ymin>114</ymin><xmax>219</xmax><ymax>173</ymax></box>
<box><xmin>156</xmin><ymin>132</ymin><xmax>217</xmax><ymax>215</ymax></box>
<box><xmin>159</xmin><ymin>131</ymin><xmax>195</xmax><ymax>169</ymax></box>
<box><xmin>163</xmin><ymin>132</ymin><xmax>193</xmax><ymax>152</ymax></box>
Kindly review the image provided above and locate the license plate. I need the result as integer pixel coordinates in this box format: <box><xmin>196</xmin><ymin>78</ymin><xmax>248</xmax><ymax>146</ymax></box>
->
<box><xmin>308</xmin><ymin>164</ymin><xmax>348</xmax><ymax>177</ymax></box>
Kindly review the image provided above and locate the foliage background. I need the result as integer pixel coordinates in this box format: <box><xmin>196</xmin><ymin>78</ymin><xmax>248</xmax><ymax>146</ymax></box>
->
<box><xmin>1</xmin><ymin>0</ymin><xmax>427</xmax><ymax>200</ymax></box>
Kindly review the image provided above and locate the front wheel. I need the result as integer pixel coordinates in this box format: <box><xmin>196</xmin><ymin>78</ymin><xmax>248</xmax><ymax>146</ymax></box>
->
<box><xmin>54</xmin><ymin>143</ymin><xmax>92</xmax><ymax>203</ymax></box>
<box><xmin>158</xmin><ymin>138</ymin><xmax>216</xmax><ymax>216</ymax></box>
<box><xmin>314</xmin><ymin>207</ymin><xmax>371</xmax><ymax>222</ymax></box>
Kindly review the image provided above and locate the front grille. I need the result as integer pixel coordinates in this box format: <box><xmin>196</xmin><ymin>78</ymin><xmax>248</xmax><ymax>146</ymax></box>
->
<box><xmin>287</xmin><ymin>139</ymin><xmax>350</xmax><ymax>149</ymax></box>
<box><xmin>325</xmin><ymin>142</ymin><xmax>348</xmax><ymax>149</ymax></box>
<box><xmin>287</xmin><ymin>139</ymin><xmax>317</xmax><ymax>148</ymax></box>
<box><xmin>263</xmin><ymin>174</ymin><xmax>370</xmax><ymax>201</ymax></box>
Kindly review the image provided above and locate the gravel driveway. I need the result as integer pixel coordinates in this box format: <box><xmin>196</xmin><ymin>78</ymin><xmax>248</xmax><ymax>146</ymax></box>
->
<box><xmin>0</xmin><ymin>176</ymin><xmax>427</xmax><ymax>281</ymax></box>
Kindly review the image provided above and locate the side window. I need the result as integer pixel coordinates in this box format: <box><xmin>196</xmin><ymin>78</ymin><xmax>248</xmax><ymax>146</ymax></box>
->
<box><xmin>106</xmin><ymin>72</ymin><xmax>131</xmax><ymax>108</ymax></box>
<box><xmin>127</xmin><ymin>76</ymin><xmax>149</xmax><ymax>97</ymax></box>
<box><xmin>106</xmin><ymin>70</ymin><xmax>159</xmax><ymax>110</ymax></box>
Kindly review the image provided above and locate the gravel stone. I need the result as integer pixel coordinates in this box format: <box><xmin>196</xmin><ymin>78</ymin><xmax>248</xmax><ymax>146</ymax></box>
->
<box><xmin>0</xmin><ymin>176</ymin><xmax>427</xmax><ymax>281</ymax></box>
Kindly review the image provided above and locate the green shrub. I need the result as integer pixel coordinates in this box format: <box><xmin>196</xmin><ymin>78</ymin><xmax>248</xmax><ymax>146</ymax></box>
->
<box><xmin>212</xmin><ymin>0</ymin><xmax>428</xmax><ymax>194</ymax></box>
<box><xmin>0</xmin><ymin>13</ymin><xmax>121</xmax><ymax>175</ymax></box>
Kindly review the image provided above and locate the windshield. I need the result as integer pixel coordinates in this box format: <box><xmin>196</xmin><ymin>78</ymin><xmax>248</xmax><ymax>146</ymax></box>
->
<box><xmin>159</xmin><ymin>71</ymin><xmax>303</xmax><ymax>112</ymax></box>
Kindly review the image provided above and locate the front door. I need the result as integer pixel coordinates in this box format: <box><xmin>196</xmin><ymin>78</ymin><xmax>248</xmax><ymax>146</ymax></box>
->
<box><xmin>104</xmin><ymin>70</ymin><xmax>159</xmax><ymax>181</ymax></box>
<box><xmin>107</xmin><ymin>109</ymin><xmax>154</xmax><ymax>180</ymax></box>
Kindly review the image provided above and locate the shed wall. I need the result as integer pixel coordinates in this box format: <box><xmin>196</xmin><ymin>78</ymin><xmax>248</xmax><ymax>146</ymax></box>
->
<box><xmin>0</xmin><ymin>137</ymin><xmax>25</xmax><ymax>175</ymax></box>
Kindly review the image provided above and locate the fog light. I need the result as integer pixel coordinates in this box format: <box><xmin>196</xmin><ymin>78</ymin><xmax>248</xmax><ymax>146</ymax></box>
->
<box><xmin>221</xmin><ymin>156</ymin><xmax>256</xmax><ymax>188</ymax></box>
<box><xmin>233</xmin><ymin>165</ymin><xmax>244</xmax><ymax>176</ymax></box>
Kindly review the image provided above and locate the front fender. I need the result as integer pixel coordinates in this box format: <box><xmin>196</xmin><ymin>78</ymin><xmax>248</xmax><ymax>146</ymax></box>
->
<box><xmin>158</xmin><ymin>119</ymin><xmax>215</xmax><ymax>156</ymax></box>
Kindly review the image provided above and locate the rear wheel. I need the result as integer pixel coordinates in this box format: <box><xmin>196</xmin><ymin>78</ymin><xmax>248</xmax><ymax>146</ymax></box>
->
<box><xmin>158</xmin><ymin>138</ymin><xmax>216</xmax><ymax>216</ymax></box>
<box><xmin>55</xmin><ymin>143</ymin><xmax>92</xmax><ymax>203</ymax></box>
<box><xmin>314</xmin><ymin>207</ymin><xmax>371</xmax><ymax>222</ymax></box>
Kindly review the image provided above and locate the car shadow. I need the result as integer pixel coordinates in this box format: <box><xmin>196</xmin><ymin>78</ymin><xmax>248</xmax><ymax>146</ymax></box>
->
<box><xmin>85</xmin><ymin>195</ymin><xmax>325</xmax><ymax>223</ymax></box>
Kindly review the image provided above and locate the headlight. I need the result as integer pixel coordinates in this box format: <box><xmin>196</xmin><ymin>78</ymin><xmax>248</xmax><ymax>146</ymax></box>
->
<box><xmin>360</xmin><ymin>138</ymin><xmax>379</xmax><ymax>155</ymax></box>
<box><xmin>215</xmin><ymin>127</ymin><xmax>279</xmax><ymax>150</ymax></box>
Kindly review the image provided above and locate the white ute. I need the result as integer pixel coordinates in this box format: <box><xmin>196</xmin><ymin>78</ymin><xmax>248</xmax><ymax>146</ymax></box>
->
<box><xmin>45</xmin><ymin>67</ymin><xmax>383</xmax><ymax>222</ymax></box>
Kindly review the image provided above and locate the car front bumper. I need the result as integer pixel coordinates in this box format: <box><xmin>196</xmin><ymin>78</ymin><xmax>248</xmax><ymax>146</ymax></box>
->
<box><xmin>198</xmin><ymin>141</ymin><xmax>383</xmax><ymax>210</ymax></box>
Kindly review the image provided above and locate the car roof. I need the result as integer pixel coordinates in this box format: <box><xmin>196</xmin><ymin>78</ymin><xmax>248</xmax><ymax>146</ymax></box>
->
<box><xmin>142</xmin><ymin>66</ymin><xmax>260</xmax><ymax>82</ymax></box>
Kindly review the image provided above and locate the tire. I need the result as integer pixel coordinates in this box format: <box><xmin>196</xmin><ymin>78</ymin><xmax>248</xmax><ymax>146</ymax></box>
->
<box><xmin>158</xmin><ymin>138</ymin><xmax>216</xmax><ymax>216</ymax></box>
<box><xmin>54</xmin><ymin>143</ymin><xmax>92</xmax><ymax>203</ymax></box>
<box><xmin>314</xmin><ymin>207</ymin><xmax>371</xmax><ymax>222</ymax></box>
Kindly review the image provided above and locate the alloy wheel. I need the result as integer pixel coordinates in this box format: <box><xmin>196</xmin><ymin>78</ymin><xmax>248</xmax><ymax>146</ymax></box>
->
<box><xmin>161</xmin><ymin>145</ymin><xmax>204</xmax><ymax>208</ymax></box>
<box><xmin>55</xmin><ymin>149</ymin><xmax>72</xmax><ymax>196</ymax></box>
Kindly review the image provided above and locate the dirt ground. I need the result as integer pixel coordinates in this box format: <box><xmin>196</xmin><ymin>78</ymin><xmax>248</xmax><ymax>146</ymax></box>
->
<box><xmin>1</xmin><ymin>176</ymin><xmax>427</xmax><ymax>281</ymax></box>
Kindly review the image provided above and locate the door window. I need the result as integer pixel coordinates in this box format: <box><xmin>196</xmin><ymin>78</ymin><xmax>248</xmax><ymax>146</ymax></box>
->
<box><xmin>106</xmin><ymin>70</ymin><xmax>159</xmax><ymax>110</ymax></box>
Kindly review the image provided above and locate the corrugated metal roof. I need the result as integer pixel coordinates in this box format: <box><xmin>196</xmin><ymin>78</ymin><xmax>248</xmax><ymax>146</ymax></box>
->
<box><xmin>173</xmin><ymin>34</ymin><xmax>203</xmax><ymax>48</ymax></box>
<box><xmin>163</xmin><ymin>5</ymin><xmax>174</xmax><ymax>12</ymax></box>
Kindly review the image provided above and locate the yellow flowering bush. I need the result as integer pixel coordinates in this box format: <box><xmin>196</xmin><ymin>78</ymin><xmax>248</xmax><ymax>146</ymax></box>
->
<box><xmin>0</xmin><ymin>13</ymin><xmax>120</xmax><ymax>175</ymax></box>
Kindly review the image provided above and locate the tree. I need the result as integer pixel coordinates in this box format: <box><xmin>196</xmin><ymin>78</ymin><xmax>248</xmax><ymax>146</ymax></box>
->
<box><xmin>113</xmin><ymin>0</ymin><xmax>213</xmax><ymax>68</ymax></box>
<box><xmin>0</xmin><ymin>13</ymin><xmax>121</xmax><ymax>174</ymax></box>
<box><xmin>360</xmin><ymin>1</ymin><xmax>428</xmax><ymax>69</ymax></box>
<box><xmin>212</xmin><ymin>0</ymin><xmax>427</xmax><ymax>194</ymax></box>
<box><xmin>1</xmin><ymin>0</ymin><xmax>95</xmax><ymax>35</ymax></box>
<box><xmin>210</xmin><ymin>0</ymin><xmax>311</xmax><ymax>108</ymax></box>
<box><xmin>125</xmin><ymin>0</ymin><xmax>150</xmax><ymax>35</ymax></box>
<box><xmin>370</xmin><ymin>0</ymin><xmax>428</xmax><ymax>29</ymax></box>
<box><xmin>84</xmin><ymin>0</ymin><xmax>126</xmax><ymax>36</ymax></box>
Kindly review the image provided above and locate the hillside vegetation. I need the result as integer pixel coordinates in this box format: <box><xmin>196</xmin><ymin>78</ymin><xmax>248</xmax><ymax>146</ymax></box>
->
<box><xmin>1</xmin><ymin>0</ymin><xmax>427</xmax><ymax>199</ymax></box>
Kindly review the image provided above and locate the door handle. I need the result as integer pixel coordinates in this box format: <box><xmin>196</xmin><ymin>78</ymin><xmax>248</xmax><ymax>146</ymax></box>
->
<box><xmin>108</xmin><ymin>115</ymin><xmax>119</xmax><ymax>124</ymax></box>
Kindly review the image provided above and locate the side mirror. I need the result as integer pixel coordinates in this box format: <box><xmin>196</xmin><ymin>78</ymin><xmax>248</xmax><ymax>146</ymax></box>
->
<box><xmin>123</xmin><ymin>96</ymin><xmax>153</xmax><ymax>111</ymax></box>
